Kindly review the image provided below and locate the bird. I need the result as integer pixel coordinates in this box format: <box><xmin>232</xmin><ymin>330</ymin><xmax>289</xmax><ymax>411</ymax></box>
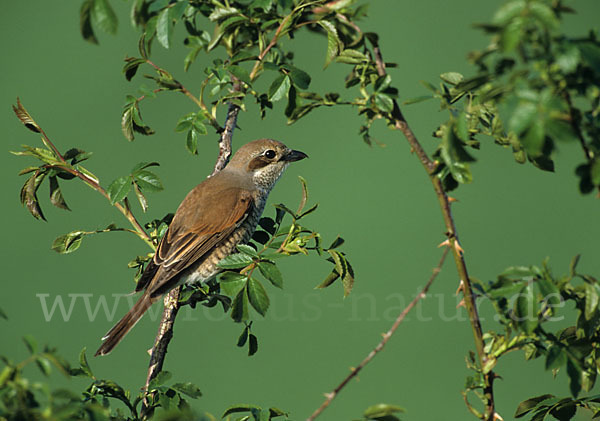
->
<box><xmin>95</xmin><ymin>139</ymin><xmax>307</xmax><ymax>356</ymax></box>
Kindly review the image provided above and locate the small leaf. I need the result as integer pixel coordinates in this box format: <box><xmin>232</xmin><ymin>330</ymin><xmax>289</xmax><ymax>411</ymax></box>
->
<box><xmin>258</xmin><ymin>262</ymin><xmax>283</xmax><ymax>288</ymax></box>
<box><xmin>364</xmin><ymin>403</ymin><xmax>405</xmax><ymax>418</ymax></box>
<box><xmin>584</xmin><ymin>282</ymin><xmax>599</xmax><ymax>320</ymax></box>
<box><xmin>248</xmin><ymin>333</ymin><xmax>258</xmax><ymax>356</ymax></box>
<box><xmin>237</xmin><ymin>244</ymin><xmax>258</xmax><ymax>258</ymax></box>
<box><xmin>12</xmin><ymin>98</ymin><xmax>41</xmax><ymax>133</ymax></box>
<box><xmin>440</xmin><ymin>72</ymin><xmax>464</xmax><ymax>85</ymax></box>
<box><xmin>566</xmin><ymin>358</ymin><xmax>582</xmax><ymax>397</ymax></box>
<box><xmin>231</xmin><ymin>287</ymin><xmax>249</xmax><ymax>322</ymax></box>
<box><xmin>515</xmin><ymin>283</ymin><xmax>538</xmax><ymax>334</ymax></box>
<box><xmin>237</xmin><ymin>326</ymin><xmax>249</xmax><ymax>347</ymax></box>
<box><xmin>148</xmin><ymin>370</ymin><xmax>172</xmax><ymax>390</ymax></box>
<box><xmin>218</xmin><ymin>253</ymin><xmax>254</xmax><ymax>269</ymax></box>
<box><xmin>35</xmin><ymin>356</ymin><xmax>52</xmax><ymax>377</ymax></box>
<box><xmin>49</xmin><ymin>176</ymin><xmax>70</xmax><ymax>211</ymax></box>
<box><xmin>186</xmin><ymin>129</ymin><xmax>199</xmax><ymax>155</ymax></box>
<box><xmin>23</xmin><ymin>335</ymin><xmax>38</xmax><ymax>354</ymax></box>
<box><xmin>107</xmin><ymin>176</ymin><xmax>131</xmax><ymax>204</ymax></box>
<box><xmin>229</xmin><ymin>65</ymin><xmax>252</xmax><ymax>86</ymax></box>
<box><xmin>133</xmin><ymin>182</ymin><xmax>148</xmax><ymax>212</ymax></box>
<box><xmin>79</xmin><ymin>348</ymin><xmax>94</xmax><ymax>378</ymax></box>
<box><xmin>52</xmin><ymin>231</ymin><xmax>85</xmax><ymax>254</ymax></box>
<box><xmin>288</xmin><ymin>66</ymin><xmax>311</xmax><ymax>90</ymax></box>
<box><xmin>223</xmin><ymin>405</ymin><xmax>256</xmax><ymax>417</ymax></box>
<box><xmin>156</xmin><ymin>7</ymin><xmax>172</xmax><ymax>49</ymax></box>
<box><xmin>172</xmin><ymin>382</ymin><xmax>202</xmax><ymax>399</ymax></box>
<box><xmin>268</xmin><ymin>74</ymin><xmax>291</xmax><ymax>102</ymax></box>
<box><xmin>133</xmin><ymin>170</ymin><xmax>164</xmax><ymax>192</ymax></box>
<box><xmin>248</xmin><ymin>278</ymin><xmax>270</xmax><ymax>316</ymax></box>
<box><xmin>514</xmin><ymin>394</ymin><xmax>554</xmax><ymax>418</ymax></box>
<box><xmin>545</xmin><ymin>346</ymin><xmax>567</xmax><ymax>370</ymax></box>
<box><xmin>80</xmin><ymin>0</ymin><xmax>98</xmax><ymax>44</ymax></box>
<box><xmin>92</xmin><ymin>0</ymin><xmax>117</xmax><ymax>35</ymax></box>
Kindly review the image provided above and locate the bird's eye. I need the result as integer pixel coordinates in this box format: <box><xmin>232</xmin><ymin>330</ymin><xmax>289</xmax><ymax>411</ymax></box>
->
<box><xmin>264</xmin><ymin>149</ymin><xmax>276</xmax><ymax>159</ymax></box>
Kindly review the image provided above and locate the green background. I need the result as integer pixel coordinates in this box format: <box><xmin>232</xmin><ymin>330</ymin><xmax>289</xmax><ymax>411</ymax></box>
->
<box><xmin>2</xmin><ymin>1</ymin><xmax>600</xmax><ymax>419</ymax></box>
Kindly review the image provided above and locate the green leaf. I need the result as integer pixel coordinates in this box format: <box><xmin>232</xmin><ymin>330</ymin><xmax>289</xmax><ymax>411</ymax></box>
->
<box><xmin>23</xmin><ymin>335</ymin><xmax>38</xmax><ymax>354</ymax></box>
<box><xmin>268</xmin><ymin>74</ymin><xmax>291</xmax><ymax>102</ymax></box>
<box><xmin>515</xmin><ymin>283</ymin><xmax>538</xmax><ymax>334</ymax></box>
<box><xmin>522</xmin><ymin>118</ymin><xmax>546</xmax><ymax>157</ymax></box>
<box><xmin>566</xmin><ymin>358</ymin><xmax>582</xmax><ymax>397</ymax></box>
<box><xmin>35</xmin><ymin>356</ymin><xmax>52</xmax><ymax>377</ymax></box>
<box><xmin>591</xmin><ymin>159</ymin><xmax>600</xmax><ymax>186</ymax></box>
<box><xmin>148</xmin><ymin>370</ymin><xmax>172</xmax><ymax>390</ymax></box>
<box><xmin>49</xmin><ymin>176</ymin><xmax>70</xmax><ymax>211</ymax></box>
<box><xmin>237</xmin><ymin>326</ymin><xmax>249</xmax><ymax>347</ymax></box>
<box><xmin>258</xmin><ymin>262</ymin><xmax>283</xmax><ymax>288</ymax></box>
<box><xmin>186</xmin><ymin>129</ymin><xmax>199</xmax><ymax>155</ymax></box>
<box><xmin>172</xmin><ymin>382</ymin><xmax>202</xmax><ymax>399</ymax></box>
<box><xmin>514</xmin><ymin>394</ymin><xmax>554</xmax><ymax>418</ymax></box>
<box><xmin>133</xmin><ymin>170</ymin><xmax>163</xmax><ymax>192</ymax></box>
<box><xmin>92</xmin><ymin>0</ymin><xmax>118</xmax><ymax>35</ymax></box>
<box><xmin>440</xmin><ymin>72</ymin><xmax>464</xmax><ymax>85</ymax></box>
<box><xmin>318</xmin><ymin>21</ymin><xmax>341</xmax><ymax>68</ymax></box>
<box><xmin>584</xmin><ymin>282</ymin><xmax>599</xmax><ymax>320</ymax></box>
<box><xmin>248</xmin><ymin>278</ymin><xmax>270</xmax><ymax>316</ymax></box>
<box><xmin>231</xmin><ymin>288</ymin><xmax>249</xmax><ymax>322</ymax></box>
<box><xmin>107</xmin><ymin>176</ymin><xmax>131</xmax><ymax>204</ymax></box>
<box><xmin>80</xmin><ymin>0</ymin><xmax>98</xmax><ymax>44</ymax></box>
<box><xmin>364</xmin><ymin>403</ymin><xmax>405</xmax><ymax>418</ymax></box>
<box><xmin>237</xmin><ymin>244</ymin><xmax>258</xmax><ymax>258</ymax></box>
<box><xmin>288</xmin><ymin>66</ymin><xmax>311</xmax><ymax>90</ymax></box>
<box><xmin>374</xmin><ymin>93</ymin><xmax>394</xmax><ymax>113</ymax></box>
<box><xmin>217</xmin><ymin>253</ymin><xmax>254</xmax><ymax>269</ymax></box>
<box><xmin>493</xmin><ymin>0</ymin><xmax>525</xmax><ymax>25</ymax></box>
<box><xmin>248</xmin><ymin>333</ymin><xmax>258</xmax><ymax>356</ymax></box>
<box><xmin>336</xmin><ymin>49</ymin><xmax>368</xmax><ymax>64</ymax></box>
<box><xmin>133</xmin><ymin>182</ymin><xmax>148</xmax><ymax>212</ymax></box>
<box><xmin>156</xmin><ymin>7</ymin><xmax>172</xmax><ymax>49</ymax></box>
<box><xmin>403</xmin><ymin>95</ymin><xmax>433</xmax><ymax>105</ymax></box>
<box><xmin>0</xmin><ymin>307</ymin><xmax>7</xmax><ymax>320</ymax></box>
<box><xmin>219</xmin><ymin>272</ymin><xmax>248</xmax><ymax>297</ymax></box>
<box><xmin>223</xmin><ymin>405</ymin><xmax>256</xmax><ymax>417</ymax></box>
<box><xmin>229</xmin><ymin>65</ymin><xmax>252</xmax><ymax>86</ymax></box>
<box><xmin>79</xmin><ymin>348</ymin><xmax>94</xmax><ymax>378</ymax></box>
<box><xmin>545</xmin><ymin>346</ymin><xmax>567</xmax><ymax>370</ymax></box>
<box><xmin>52</xmin><ymin>231</ymin><xmax>85</xmax><ymax>254</ymax></box>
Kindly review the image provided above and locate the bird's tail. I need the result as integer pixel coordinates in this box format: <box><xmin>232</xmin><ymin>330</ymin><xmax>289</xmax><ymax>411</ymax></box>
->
<box><xmin>95</xmin><ymin>292</ymin><xmax>155</xmax><ymax>356</ymax></box>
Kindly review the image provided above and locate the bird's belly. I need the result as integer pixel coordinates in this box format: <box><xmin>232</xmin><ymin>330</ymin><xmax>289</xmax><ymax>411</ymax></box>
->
<box><xmin>179</xmin><ymin>199</ymin><xmax>264</xmax><ymax>286</ymax></box>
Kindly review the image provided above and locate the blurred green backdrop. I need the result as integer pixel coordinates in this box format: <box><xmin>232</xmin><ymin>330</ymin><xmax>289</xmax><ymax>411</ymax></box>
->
<box><xmin>2</xmin><ymin>1</ymin><xmax>600</xmax><ymax>420</ymax></box>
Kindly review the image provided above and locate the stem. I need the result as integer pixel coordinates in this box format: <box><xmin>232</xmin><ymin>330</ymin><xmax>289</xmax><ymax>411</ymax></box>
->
<box><xmin>141</xmin><ymin>80</ymin><xmax>242</xmax><ymax>415</ymax></box>
<box><xmin>371</xmin><ymin>45</ymin><xmax>495</xmax><ymax>420</ymax></box>
<box><xmin>306</xmin><ymin>247</ymin><xmax>449</xmax><ymax>421</ymax></box>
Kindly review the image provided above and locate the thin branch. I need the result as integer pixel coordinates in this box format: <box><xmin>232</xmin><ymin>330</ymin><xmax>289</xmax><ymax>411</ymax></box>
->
<box><xmin>12</xmin><ymin>100</ymin><xmax>153</xmax><ymax>248</ymax></box>
<box><xmin>141</xmin><ymin>80</ymin><xmax>243</xmax><ymax>417</ymax></box>
<box><xmin>372</xmin><ymin>43</ymin><xmax>495</xmax><ymax>420</ymax></box>
<box><xmin>306</xmin><ymin>247</ymin><xmax>449</xmax><ymax>421</ymax></box>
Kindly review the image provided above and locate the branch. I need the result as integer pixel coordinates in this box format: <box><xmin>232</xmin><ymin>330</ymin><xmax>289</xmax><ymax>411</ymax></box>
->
<box><xmin>141</xmin><ymin>80</ymin><xmax>242</xmax><ymax>416</ymax></box>
<box><xmin>306</xmin><ymin>247</ymin><xmax>449</xmax><ymax>421</ymax></box>
<box><xmin>372</xmin><ymin>45</ymin><xmax>495</xmax><ymax>420</ymax></box>
<box><xmin>12</xmin><ymin>99</ymin><xmax>153</xmax><ymax>249</ymax></box>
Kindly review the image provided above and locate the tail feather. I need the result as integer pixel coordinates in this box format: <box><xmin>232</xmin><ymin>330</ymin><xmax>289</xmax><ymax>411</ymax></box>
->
<box><xmin>95</xmin><ymin>292</ymin><xmax>155</xmax><ymax>356</ymax></box>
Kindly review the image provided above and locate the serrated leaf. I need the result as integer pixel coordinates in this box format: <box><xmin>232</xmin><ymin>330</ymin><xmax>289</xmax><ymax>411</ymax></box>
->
<box><xmin>514</xmin><ymin>394</ymin><xmax>554</xmax><ymax>418</ymax></box>
<box><xmin>258</xmin><ymin>262</ymin><xmax>283</xmax><ymax>289</ymax></box>
<box><xmin>229</xmin><ymin>65</ymin><xmax>252</xmax><ymax>85</ymax></box>
<box><xmin>231</xmin><ymin>287</ymin><xmax>249</xmax><ymax>322</ymax></box>
<box><xmin>336</xmin><ymin>49</ymin><xmax>368</xmax><ymax>64</ymax></box>
<box><xmin>156</xmin><ymin>7</ymin><xmax>171</xmax><ymax>49</ymax></box>
<box><xmin>107</xmin><ymin>176</ymin><xmax>131</xmax><ymax>204</ymax></box>
<box><xmin>237</xmin><ymin>244</ymin><xmax>258</xmax><ymax>257</ymax></box>
<box><xmin>12</xmin><ymin>98</ymin><xmax>41</xmax><ymax>133</ymax></box>
<box><xmin>149</xmin><ymin>370</ymin><xmax>172</xmax><ymax>390</ymax></box>
<box><xmin>92</xmin><ymin>0</ymin><xmax>118</xmax><ymax>35</ymax></box>
<box><xmin>248</xmin><ymin>278</ymin><xmax>269</xmax><ymax>316</ymax></box>
<box><xmin>121</xmin><ymin>106</ymin><xmax>135</xmax><ymax>141</ymax></box>
<box><xmin>268</xmin><ymin>74</ymin><xmax>291</xmax><ymax>102</ymax></box>
<box><xmin>52</xmin><ymin>231</ymin><xmax>85</xmax><ymax>254</ymax></box>
<box><xmin>218</xmin><ymin>253</ymin><xmax>254</xmax><ymax>269</ymax></box>
<box><xmin>186</xmin><ymin>129</ymin><xmax>199</xmax><ymax>154</ymax></box>
<box><xmin>133</xmin><ymin>170</ymin><xmax>163</xmax><ymax>192</ymax></box>
<box><xmin>288</xmin><ymin>66</ymin><xmax>311</xmax><ymax>90</ymax></box>
<box><xmin>172</xmin><ymin>382</ymin><xmax>202</xmax><ymax>399</ymax></box>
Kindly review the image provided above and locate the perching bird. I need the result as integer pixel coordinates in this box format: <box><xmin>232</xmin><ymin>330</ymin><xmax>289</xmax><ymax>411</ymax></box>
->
<box><xmin>95</xmin><ymin>139</ymin><xmax>307</xmax><ymax>356</ymax></box>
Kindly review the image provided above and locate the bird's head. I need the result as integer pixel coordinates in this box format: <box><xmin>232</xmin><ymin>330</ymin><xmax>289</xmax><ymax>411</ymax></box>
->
<box><xmin>228</xmin><ymin>139</ymin><xmax>307</xmax><ymax>191</ymax></box>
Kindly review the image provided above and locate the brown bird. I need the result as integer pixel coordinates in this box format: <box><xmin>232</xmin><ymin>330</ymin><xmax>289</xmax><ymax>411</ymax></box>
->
<box><xmin>95</xmin><ymin>139</ymin><xmax>307</xmax><ymax>356</ymax></box>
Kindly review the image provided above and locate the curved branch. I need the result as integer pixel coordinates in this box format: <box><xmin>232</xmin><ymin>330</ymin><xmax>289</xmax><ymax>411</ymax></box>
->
<box><xmin>306</xmin><ymin>247</ymin><xmax>449</xmax><ymax>421</ymax></box>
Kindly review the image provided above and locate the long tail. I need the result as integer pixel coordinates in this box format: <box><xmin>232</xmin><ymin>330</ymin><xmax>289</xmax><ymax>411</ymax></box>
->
<box><xmin>95</xmin><ymin>292</ymin><xmax>155</xmax><ymax>356</ymax></box>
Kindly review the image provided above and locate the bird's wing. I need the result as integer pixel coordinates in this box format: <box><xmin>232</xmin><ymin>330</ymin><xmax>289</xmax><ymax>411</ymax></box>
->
<box><xmin>136</xmin><ymin>186</ymin><xmax>254</xmax><ymax>297</ymax></box>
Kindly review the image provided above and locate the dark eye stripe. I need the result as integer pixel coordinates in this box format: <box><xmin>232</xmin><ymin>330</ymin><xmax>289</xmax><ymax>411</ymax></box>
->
<box><xmin>248</xmin><ymin>156</ymin><xmax>270</xmax><ymax>171</ymax></box>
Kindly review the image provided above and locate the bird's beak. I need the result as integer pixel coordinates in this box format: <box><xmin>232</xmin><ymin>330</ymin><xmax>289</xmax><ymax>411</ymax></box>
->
<box><xmin>282</xmin><ymin>149</ymin><xmax>308</xmax><ymax>162</ymax></box>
